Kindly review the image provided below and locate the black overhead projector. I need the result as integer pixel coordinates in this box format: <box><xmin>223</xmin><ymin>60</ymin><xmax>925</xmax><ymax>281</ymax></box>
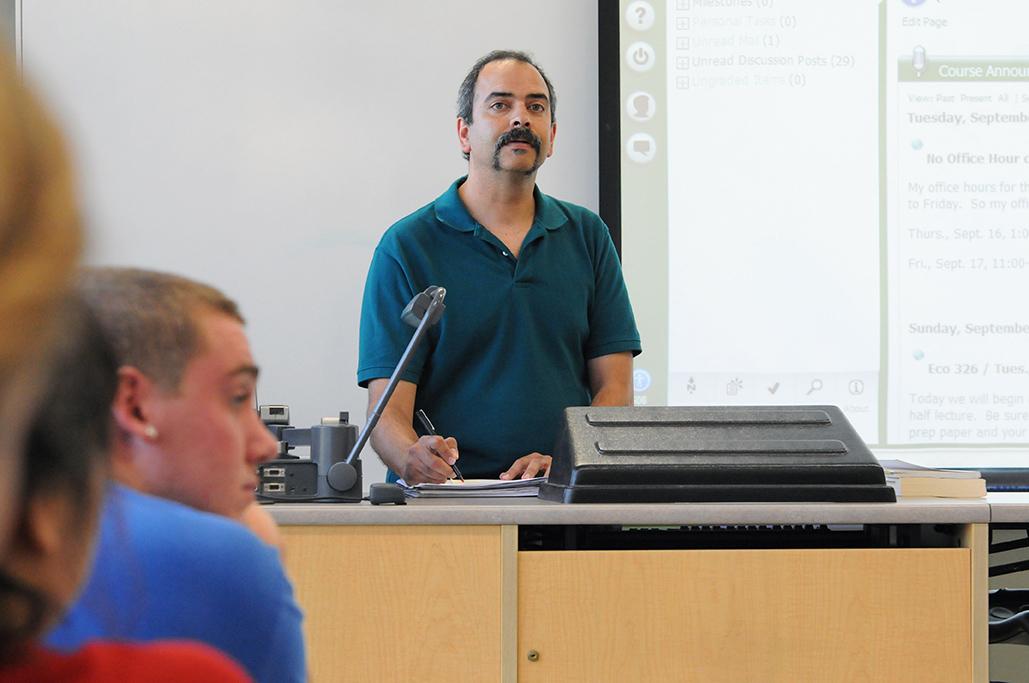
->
<box><xmin>539</xmin><ymin>405</ymin><xmax>896</xmax><ymax>504</ymax></box>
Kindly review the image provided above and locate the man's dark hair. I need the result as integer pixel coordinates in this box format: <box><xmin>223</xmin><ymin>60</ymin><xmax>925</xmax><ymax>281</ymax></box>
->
<box><xmin>456</xmin><ymin>50</ymin><xmax>557</xmax><ymax>160</ymax></box>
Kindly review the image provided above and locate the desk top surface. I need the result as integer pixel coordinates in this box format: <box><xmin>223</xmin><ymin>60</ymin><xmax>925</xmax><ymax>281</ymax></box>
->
<box><xmin>267</xmin><ymin>495</ymin><xmax>990</xmax><ymax>526</ymax></box>
<box><xmin>986</xmin><ymin>493</ymin><xmax>1029</xmax><ymax>522</ymax></box>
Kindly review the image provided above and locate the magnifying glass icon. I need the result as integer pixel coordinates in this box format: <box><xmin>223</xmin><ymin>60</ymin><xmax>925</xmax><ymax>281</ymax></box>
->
<box><xmin>806</xmin><ymin>379</ymin><xmax>823</xmax><ymax>396</ymax></box>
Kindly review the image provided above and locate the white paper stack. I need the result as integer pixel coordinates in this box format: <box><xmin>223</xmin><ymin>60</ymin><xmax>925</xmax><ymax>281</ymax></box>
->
<box><xmin>397</xmin><ymin>477</ymin><xmax>546</xmax><ymax>498</ymax></box>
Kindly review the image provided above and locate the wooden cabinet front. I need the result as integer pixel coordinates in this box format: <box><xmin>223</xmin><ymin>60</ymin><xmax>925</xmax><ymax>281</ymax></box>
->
<box><xmin>518</xmin><ymin>548</ymin><xmax>971</xmax><ymax>682</ymax></box>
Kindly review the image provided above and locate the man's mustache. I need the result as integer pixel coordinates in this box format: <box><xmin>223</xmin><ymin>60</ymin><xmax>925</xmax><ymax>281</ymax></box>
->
<box><xmin>496</xmin><ymin>127</ymin><xmax>541</xmax><ymax>154</ymax></box>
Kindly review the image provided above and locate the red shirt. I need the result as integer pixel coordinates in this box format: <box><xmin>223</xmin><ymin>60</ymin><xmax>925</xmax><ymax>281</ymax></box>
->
<box><xmin>2</xmin><ymin>641</ymin><xmax>252</xmax><ymax>682</ymax></box>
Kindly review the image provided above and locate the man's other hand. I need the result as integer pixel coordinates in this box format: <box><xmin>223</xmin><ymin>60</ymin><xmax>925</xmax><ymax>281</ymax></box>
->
<box><xmin>499</xmin><ymin>453</ymin><xmax>551</xmax><ymax>480</ymax></box>
<box><xmin>401</xmin><ymin>435</ymin><xmax>460</xmax><ymax>484</ymax></box>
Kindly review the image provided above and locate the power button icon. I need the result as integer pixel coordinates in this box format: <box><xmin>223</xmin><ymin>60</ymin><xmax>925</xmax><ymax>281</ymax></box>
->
<box><xmin>626</xmin><ymin>42</ymin><xmax>655</xmax><ymax>72</ymax></box>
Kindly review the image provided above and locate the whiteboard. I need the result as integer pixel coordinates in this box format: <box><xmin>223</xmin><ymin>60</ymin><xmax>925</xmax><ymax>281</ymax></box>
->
<box><xmin>19</xmin><ymin>0</ymin><xmax>599</xmax><ymax>486</ymax></box>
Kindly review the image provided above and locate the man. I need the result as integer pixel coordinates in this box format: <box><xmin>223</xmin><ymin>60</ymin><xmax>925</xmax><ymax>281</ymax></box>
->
<box><xmin>46</xmin><ymin>267</ymin><xmax>305</xmax><ymax>683</ymax></box>
<box><xmin>358</xmin><ymin>50</ymin><xmax>641</xmax><ymax>484</ymax></box>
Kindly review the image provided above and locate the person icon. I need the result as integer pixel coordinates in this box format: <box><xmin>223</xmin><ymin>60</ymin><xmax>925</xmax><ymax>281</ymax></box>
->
<box><xmin>626</xmin><ymin>91</ymin><xmax>655</xmax><ymax>122</ymax></box>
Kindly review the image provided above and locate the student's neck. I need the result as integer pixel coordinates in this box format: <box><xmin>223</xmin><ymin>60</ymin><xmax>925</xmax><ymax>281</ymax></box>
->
<box><xmin>459</xmin><ymin>170</ymin><xmax>536</xmax><ymax>230</ymax></box>
<box><xmin>110</xmin><ymin>440</ymin><xmax>150</xmax><ymax>494</ymax></box>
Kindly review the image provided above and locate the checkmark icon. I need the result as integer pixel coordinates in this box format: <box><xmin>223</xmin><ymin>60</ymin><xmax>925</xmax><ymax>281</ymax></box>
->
<box><xmin>768</xmin><ymin>382</ymin><xmax>780</xmax><ymax>394</ymax></box>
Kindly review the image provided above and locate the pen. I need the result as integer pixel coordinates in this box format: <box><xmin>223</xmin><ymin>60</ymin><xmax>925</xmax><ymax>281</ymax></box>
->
<box><xmin>415</xmin><ymin>409</ymin><xmax>465</xmax><ymax>482</ymax></box>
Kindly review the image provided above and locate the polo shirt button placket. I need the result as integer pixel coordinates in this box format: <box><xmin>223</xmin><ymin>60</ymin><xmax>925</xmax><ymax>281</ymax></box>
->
<box><xmin>496</xmin><ymin>246</ymin><xmax>516</xmax><ymax>280</ymax></box>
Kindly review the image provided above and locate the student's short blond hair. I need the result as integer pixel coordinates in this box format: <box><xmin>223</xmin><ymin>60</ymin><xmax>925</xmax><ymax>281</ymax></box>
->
<box><xmin>78</xmin><ymin>267</ymin><xmax>244</xmax><ymax>391</ymax></box>
<box><xmin>0</xmin><ymin>53</ymin><xmax>82</xmax><ymax>395</ymax></box>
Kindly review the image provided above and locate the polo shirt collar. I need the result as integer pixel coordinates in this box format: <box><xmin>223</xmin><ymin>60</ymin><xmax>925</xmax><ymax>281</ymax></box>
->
<box><xmin>434</xmin><ymin>176</ymin><xmax>568</xmax><ymax>233</ymax></box>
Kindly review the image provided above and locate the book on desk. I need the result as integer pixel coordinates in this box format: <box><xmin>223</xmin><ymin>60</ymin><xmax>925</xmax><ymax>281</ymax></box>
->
<box><xmin>878</xmin><ymin>459</ymin><xmax>987</xmax><ymax>498</ymax></box>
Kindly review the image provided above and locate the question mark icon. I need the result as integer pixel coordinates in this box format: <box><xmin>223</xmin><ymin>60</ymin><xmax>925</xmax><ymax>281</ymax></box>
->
<box><xmin>626</xmin><ymin>1</ymin><xmax>654</xmax><ymax>31</ymax></box>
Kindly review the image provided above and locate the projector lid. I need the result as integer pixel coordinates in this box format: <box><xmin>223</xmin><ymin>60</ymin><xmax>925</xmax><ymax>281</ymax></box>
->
<box><xmin>540</xmin><ymin>406</ymin><xmax>896</xmax><ymax>503</ymax></box>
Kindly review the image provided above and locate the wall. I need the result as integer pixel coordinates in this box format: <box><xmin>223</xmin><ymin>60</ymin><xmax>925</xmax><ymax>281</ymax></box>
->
<box><xmin>17</xmin><ymin>0</ymin><xmax>599</xmax><ymax>486</ymax></box>
<box><xmin>0</xmin><ymin>0</ymin><xmax>13</xmax><ymax>49</ymax></box>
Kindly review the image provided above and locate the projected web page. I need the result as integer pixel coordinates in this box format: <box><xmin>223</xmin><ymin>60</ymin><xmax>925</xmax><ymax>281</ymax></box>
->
<box><xmin>617</xmin><ymin>0</ymin><xmax>1029</xmax><ymax>464</ymax></box>
<box><xmin>886</xmin><ymin>3</ymin><xmax>1029</xmax><ymax>457</ymax></box>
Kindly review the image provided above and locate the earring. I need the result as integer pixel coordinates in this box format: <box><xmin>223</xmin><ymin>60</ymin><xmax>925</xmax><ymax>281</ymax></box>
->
<box><xmin>143</xmin><ymin>424</ymin><xmax>159</xmax><ymax>440</ymax></box>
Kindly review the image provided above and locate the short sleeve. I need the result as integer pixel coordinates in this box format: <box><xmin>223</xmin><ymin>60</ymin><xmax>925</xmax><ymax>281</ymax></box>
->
<box><xmin>584</xmin><ymin>220</ymin><xmax>642</xmax><ymax>360</ymax></box>
<box><xmin>357</xmin><ymin>240</ymin><xmax>428</xmax><ymax>387</ymax></box>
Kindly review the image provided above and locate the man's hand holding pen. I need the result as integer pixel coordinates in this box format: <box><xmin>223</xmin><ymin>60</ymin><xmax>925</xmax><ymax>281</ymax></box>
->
<box><xmin>413</xmin><ymin>408</ymin><xmax>464</xmax><ymax>483</ymax></box>
<box><xmin>402</xmin><ymin>434</ymin><xmax>461</xmax><ymax>484</ymax></box>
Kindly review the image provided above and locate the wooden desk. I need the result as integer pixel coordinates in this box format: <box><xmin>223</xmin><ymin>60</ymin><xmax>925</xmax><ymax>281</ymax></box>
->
<box><xmin>987</xmin><ymin>493</ymin><xmax>1029</xmax><ymax>523</ymax></box>
<box><xmin>270</xmin><ymin>498</ymin><xmax>989</xmax><ymax>682</ymax></box>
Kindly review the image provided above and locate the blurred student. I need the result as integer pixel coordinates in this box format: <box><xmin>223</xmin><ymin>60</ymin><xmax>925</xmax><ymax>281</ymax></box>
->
<box><xmin>0</xmin><ymin>50</ymin><xmax>81</xmax><ymax>556</ymax></box>
<box><xmin>47</xmin><ymin>267</ymin><xmax>306</xmax><ymax>683</ymax></box>
<box><xmin>0</xmin><ymin>301</ymin><xmax>252</xmax><ymax>681</ymax></box>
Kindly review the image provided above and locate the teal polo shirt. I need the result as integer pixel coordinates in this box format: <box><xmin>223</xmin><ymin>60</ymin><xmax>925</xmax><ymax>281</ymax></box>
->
<box><xmin>358</xmin><ymin>177</ymin><xmax>641</xmax><ymax>480</ymax></box>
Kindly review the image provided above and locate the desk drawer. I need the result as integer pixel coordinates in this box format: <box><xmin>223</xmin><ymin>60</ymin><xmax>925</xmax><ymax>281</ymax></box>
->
<box><xmin>518</xmin><ymin>548</ymin><xmax>970</xmax><ymax>683</ymax></box>
<box><xmin>283</xmin><ymin>525</ymin><xmax>504</xmax><ymax>682</ymax></box>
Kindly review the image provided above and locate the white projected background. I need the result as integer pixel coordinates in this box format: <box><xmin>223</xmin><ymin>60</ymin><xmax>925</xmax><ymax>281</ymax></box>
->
<box><xmin>18</xmin><ymin>0</ymin><xmax>601</xmax><ymax>486</ymax></box>
<box><xmin>623</xmin><ymin>0</ymin><xmax>1029</xmax><ymax>467</ymax></box>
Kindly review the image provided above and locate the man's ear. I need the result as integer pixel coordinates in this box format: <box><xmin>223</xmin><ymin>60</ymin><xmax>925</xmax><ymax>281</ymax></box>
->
<box><xmin>110</xmin><ymin>366</ymin><xmax>157</xmax><ymax>440</ymax></box>
<box><xmin>546</xmin><ymin>121</ymin><xmax>557</xmax><ymax>159</ymax></box>
<box><xmin>457</xmin><ymin>117</ymin><xmax>472</xmax><ymax>157</ymax></box>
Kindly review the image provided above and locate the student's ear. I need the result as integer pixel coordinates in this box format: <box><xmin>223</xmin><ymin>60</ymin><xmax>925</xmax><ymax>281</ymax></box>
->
<box><xmin>110</xmin><ymin>366</ymin><xmax>158</xmax><ymax>441</ymax></box>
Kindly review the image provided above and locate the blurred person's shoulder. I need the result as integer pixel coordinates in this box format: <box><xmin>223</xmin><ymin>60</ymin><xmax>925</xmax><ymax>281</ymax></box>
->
<box><xmin>104</xmin><ymin>484</ymin><xmax>289</xmax><ymax>587</ymax></box>
<box><xmin>3</xmin><ymin>641</ymin><xmax>251</xmax><ymax>682</ymax></box>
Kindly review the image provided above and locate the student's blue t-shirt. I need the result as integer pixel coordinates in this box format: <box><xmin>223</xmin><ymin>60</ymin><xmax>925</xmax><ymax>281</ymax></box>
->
<box><xmin>46</xmin><ymin>485</ymin><xmax>306</xmax><ymax>683</ymax></box>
